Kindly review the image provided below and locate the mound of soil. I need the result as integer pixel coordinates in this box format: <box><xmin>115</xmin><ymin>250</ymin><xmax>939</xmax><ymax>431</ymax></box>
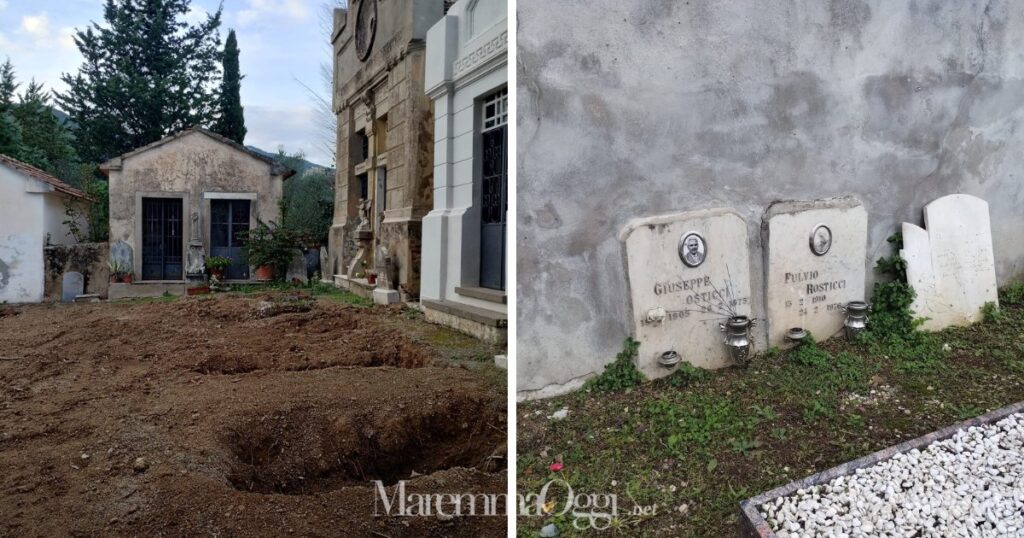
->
<box><xmin>0</xmin><ymin>293</ymin><xmax>506</xmax><ymax>537</ymax></box>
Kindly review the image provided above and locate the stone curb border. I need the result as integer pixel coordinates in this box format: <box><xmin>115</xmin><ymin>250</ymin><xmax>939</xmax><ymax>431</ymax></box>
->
<box><xmin>737</xmin><ymin>400</ymin><xmax>1024</xmax><ymax>537</ymax></box>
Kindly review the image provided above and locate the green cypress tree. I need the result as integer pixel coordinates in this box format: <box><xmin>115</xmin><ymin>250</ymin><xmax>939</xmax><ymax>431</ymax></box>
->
<box><xmin>213</xmin><ymin>29</ymin><xmax>246</xmax><ymax>144</ymax></box>
<box><xmin>12</xmin><ymin>80</ymin><xmax>78</xmax><ymax>173</ymax></box>
<box><xmin>0</xmin><ymin>58</ymin><xmax>27</xmax><ymax>160</ymax></box>
<box><xmin>0</xmin><ymin>58</ymin><xmax>18</xmax><ymax>110</ymax></box>
<box><xmin>56</xmin><ymin>0</ymin><xmax>223</xmax><ymax>163</ymax></box>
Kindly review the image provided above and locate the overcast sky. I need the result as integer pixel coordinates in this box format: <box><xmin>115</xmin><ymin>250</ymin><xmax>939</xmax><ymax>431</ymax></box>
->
<box><xmin>0</xmin><ymin>0</ymin><xmax>337</xmax><ymax>166</ymax></box>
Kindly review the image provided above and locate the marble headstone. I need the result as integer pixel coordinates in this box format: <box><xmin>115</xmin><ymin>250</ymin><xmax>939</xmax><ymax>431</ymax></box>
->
<box><xmin>319</xmin><ymin>247</ymin><xmax>329</xmax><ymax>280</ymax></box>
<box><xmin>764</xmin><ymin>198</ymin><xmax>868</xmax><ymax>346</ymax></box>
<box><xmin>286</xmin><ymin>249</ymin><xmax>308</xmax><ymax>284</ymax></box>
<box><xmin>902</xmin><ymin>194</ymin><xmax>998</xmax><ymax>331</ymax></box>
<box><xmin>62</xmin><ymin>272</ymin><xmax>84</xmax><ymax>303</ymax></box>
<box><xmin>621</xmin><ymin>208</ymin><xmax>753</xmax><ymax>379</ymax></box>
<box><xmin>110</xmin><ymin>240</ymin><xmax>133</xmax><ymax>272</ymax></box>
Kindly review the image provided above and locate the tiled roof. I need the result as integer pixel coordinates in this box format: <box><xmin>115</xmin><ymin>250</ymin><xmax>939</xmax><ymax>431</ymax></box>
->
<box><xmin>0</xmin><ymin>153</ymin><xmax>92</xmax><ymax>201</ymax></box>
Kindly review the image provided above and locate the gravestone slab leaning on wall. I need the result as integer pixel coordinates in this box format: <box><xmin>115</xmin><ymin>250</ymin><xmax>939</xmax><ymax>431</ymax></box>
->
<box><xmin>620</xmin><ymin>208</ymin><xmax>753</xmax><ymax>379</ymax></box>
<box><xmin>763</xmin><ymin>197</ymin><xmax>868</xmax><ymax>347</ymax></box>
<box><xmin>902</xmin><ymin>194</ymin><xmax>998</xmax><ymax>331</ymax></box>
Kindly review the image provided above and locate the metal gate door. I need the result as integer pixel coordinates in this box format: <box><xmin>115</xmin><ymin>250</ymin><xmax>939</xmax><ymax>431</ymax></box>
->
<box><xmin>210</xmin><ymin>199</ymin><xmax>251</xmax><ymax>280</ymax></box>
<box><xmin>141</xmin><ymin>198</ymin><xmax>183</xmax><ymax>281</ymax></box>
<box><xmin>480</xmin><ymin>89</ymin><xmax>508</xmax><ymax>290</ymax></box>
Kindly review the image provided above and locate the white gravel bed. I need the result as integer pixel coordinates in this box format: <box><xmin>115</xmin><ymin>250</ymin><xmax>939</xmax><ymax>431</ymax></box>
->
<box><xmin>758</xmin><ymin>412</ymin><xmax>1024</xmax><ymax>537</ymax></box>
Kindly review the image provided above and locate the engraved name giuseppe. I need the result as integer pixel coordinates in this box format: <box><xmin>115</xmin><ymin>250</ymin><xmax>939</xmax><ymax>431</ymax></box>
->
<box><xmin>640</xmin><ymin>275</ymin><xmax>750</xmax><ymax>325</ymax></box>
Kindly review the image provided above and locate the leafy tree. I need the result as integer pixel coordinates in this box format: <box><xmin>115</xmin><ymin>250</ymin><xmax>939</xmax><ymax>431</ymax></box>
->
<box><xmin>212</xmin><ymin>29</ymin><xmax>246</xmax><ymax>144</ymax></box>
<box><xmin>276</xmin><ymin>148</ymin><xmax>335</xmax><ymax>247</ymax></box>
<box><xmin>12</xmin><ymin>80</ymin><xmax>78</xmax><ymax>173</ymax></box>
<box><xmin>56</xmin><ymin>0</ymin><xmax>224</xmax><ymax>163</ymax></box>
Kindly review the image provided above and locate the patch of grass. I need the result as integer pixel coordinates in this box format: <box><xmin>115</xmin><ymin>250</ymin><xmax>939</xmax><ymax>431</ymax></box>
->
<box><xmin>116</xmin><ymin>294</ymin><xmax>179</xmax><ymax>304</ymax></box>
<box><xmin>584</xmin><ymin>338</ymin><xmax>643</xmax><ymax>392</ymax></box>
<box><xmin>519</xmin><ymin>273</ymin><xmax>1024</xmax><ymax>535</ymax></box>
<box><xmin>226</xmin><ymin>281</ymin><xmax>374</xmax><ymax>307</ymax></box>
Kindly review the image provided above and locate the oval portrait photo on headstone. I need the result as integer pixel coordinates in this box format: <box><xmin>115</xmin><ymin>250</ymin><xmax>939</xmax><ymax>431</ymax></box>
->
<box><xmin>810</xmin><ymin>224</ymin><xmax>832</xmax><ymax>256</ymax></box>
<box><xmin>678</xmin><ymin>231</ymin><xmax>707</xmax><ymax>267</ymax></box>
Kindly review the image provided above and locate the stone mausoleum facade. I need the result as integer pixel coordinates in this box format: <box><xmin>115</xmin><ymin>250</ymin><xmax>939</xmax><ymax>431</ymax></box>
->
<box><xmin>421</xmin><ymin>0</ymin><xmax>509</xmax><ymax>343</ymax></box>
<box><xmin>328</xmin><ymin>0</ymin><xmax>452</xmax><ymax>303</ymax></box>
<box><xmin>102</xmin><ymin>127</ymin><xmax>291</xmax><ymax>298</ymax></box>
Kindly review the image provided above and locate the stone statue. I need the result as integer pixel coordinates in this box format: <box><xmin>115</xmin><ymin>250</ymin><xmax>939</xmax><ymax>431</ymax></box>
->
<box><xmin>186</xmin><ymin>211</ymin><xmax>206</xmax><ymax>278</ymax></box>
<box><xmin>357</xmin><ymin>198</ymin><xmax>371</xmax><ymax>231</ymax></box>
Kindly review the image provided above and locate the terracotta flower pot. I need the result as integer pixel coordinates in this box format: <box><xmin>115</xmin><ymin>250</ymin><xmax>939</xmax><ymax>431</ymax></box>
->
<box><xmin>367</xmin><ymin>273</ymin><xmax>377</xmax><ymax>285</ymax></box>
<box><xmin>123</xmin><ymin>274</ymin><xmax>133</xmax><ymax>284</ymax></box>
<box><xmin>255</xmin><ymin>264</ymin><xmax>274</xmax><ymax>281</ymax></box>
<box><xmin>210</xmin><ymin>269</ymin><xmax>225</xmax><ymax>281</ymax></box>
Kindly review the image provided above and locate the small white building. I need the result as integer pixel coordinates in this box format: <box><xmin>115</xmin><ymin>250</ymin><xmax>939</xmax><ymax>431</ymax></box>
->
<box><xmin>421</xmin><ymin>0</ymin><xmax>508</xmax><ymax>343</ymax></box>
<box><xmin>0</xmin><ymin>154</ymin><xmax>91</xmax><ymax>303</ymax></box>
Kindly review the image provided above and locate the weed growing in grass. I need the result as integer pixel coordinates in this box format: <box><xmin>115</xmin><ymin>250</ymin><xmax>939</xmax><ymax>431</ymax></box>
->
<box><xmin>950</xmin><ymin>403</ymin><xmax>985</xmax><ymax>420</ymax></box>
<box><xmin>802</xmin><ymin>398</ymin><xmax>833</xmax><ymax>423</ymax></box>
<box><xmin>750</xmin><ymin>404</ymin><xmax>778</xmax><ymax>422</ymax></box>
<box><xmin>730</xmin><ymin>437</ymin><xmax>763</xmax><ymax>457</ymax></box>
<box><xmin>1000</xmin><ymin>282</ymin><xmax>1024</xmax><ymax>305</ymax></box>
<box><xmin>585</xmin><ymin>338</ymin><xmax>643</xmax><ymax>392</ymax></box>
<box><xmin>982</xmin><ymin>301</ymin><xmax>1004</xmax><ymax>323</ymax></box>
<box><xmin>666</xmin><ymin>362</ymin><xmax>710</xmax><ymax>388</ymax></box>
<box><xmin>862</xmin><ymin>233</ymin><xmax>947</xmax><ymax>374</ymax></box>
<box><xmin>791</xmin><ymin>335</ymin><xmax>830</xmax><ymax>367</ymax></box>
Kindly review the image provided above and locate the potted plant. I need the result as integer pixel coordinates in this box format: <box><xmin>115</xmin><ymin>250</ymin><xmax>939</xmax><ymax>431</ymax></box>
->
<box><xmin>205</xmin><ymin>256</ymin><xmax>233</xmax><ymax>281</ymax></box>
<box><xmin>239</xmin><ymin>220</ymin><xmax>297</xmax><ymax>282</ymax></box>
<box><xmin>108</xmin><ymin>259</ymin><xmax>133</xmax><ymax>283</ymax></box>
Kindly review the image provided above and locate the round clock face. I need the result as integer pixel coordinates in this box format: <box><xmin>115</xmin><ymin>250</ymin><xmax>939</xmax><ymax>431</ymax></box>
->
<box><xmin>355</xmin><ymin>0</ymin><xmax>377</xmax><ymax>62</ymax></box>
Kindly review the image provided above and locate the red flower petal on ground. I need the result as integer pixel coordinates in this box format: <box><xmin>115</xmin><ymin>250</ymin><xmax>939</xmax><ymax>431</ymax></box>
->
<box><xmin>549</xmin><ymin>462</ymin><xmax>564</xmax><ymax>472</ymax></box>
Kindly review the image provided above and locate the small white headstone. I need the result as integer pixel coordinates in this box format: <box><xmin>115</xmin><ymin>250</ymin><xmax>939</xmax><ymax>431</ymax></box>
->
<box><xmin>285</xmin><ymin>249</ymin><xmax>308</xmax><ymax>284</ymax></box>
<box><xmin>764</xmin><ymin>198</ymin><xmax>868</xmax><ymax>346</ymax></box>
<box><xmin>902</xmin><ymin>194</ymin><xmax>998</xmax><ymax>331</ymax></box>
<box><xmin>621</xmin><ymin>208</ymin><xmax>753</xmax><ymax>379</ymax></box>
<box><xmin>62</xmin><ymin>272</ymin><xmax>84</xmax><ymax>303</ymax></box>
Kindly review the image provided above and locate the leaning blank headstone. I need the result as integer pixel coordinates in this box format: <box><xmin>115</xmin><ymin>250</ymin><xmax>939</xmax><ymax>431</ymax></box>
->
<box><xmin>902</xmin><ymin>194</ymin><xmax>998</xmax><ymax>331</ymax></box>
<box><xmin>620</xmin><ymin>208</ymin><xmax>754</xmax><ymax>379</ymax></box>
<box><xmin>62</xmin><ymin>272</ymin><xmax>84</xmax><ymax>303</ymax></box>
<box><xmin>285</xmin><ymin>249</ymin><xmax>308</xmax><ymax>284</ymax></box>
<box><xmin>764</xmin><ymin>198</ymin><xmax>868</xmax><ymax>346</ymax></box>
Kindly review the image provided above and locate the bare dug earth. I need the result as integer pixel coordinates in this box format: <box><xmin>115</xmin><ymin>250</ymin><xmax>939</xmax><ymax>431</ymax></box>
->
<box><xmin>0</xmin><ymin>291</ymin><xmax>507</xmax><ymax>537</ymax></box>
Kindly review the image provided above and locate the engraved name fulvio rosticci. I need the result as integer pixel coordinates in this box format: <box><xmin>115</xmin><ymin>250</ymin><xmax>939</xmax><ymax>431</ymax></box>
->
<box><xmin>784</xmin><ymin>271</ymin><xmax>847</xmax><ymax>294</ymax></box>
<box><xmin>783</xmin><ymin>271</ymin><xmax>847</xmax><ymax>313</ymax></box>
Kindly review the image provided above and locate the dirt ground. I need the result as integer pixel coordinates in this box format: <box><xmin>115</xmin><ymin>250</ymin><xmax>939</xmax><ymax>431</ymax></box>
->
<box><xmin>0</xmin><ymin>291</ymin><xmax>507</xmax><ymax>537</ymax></box>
